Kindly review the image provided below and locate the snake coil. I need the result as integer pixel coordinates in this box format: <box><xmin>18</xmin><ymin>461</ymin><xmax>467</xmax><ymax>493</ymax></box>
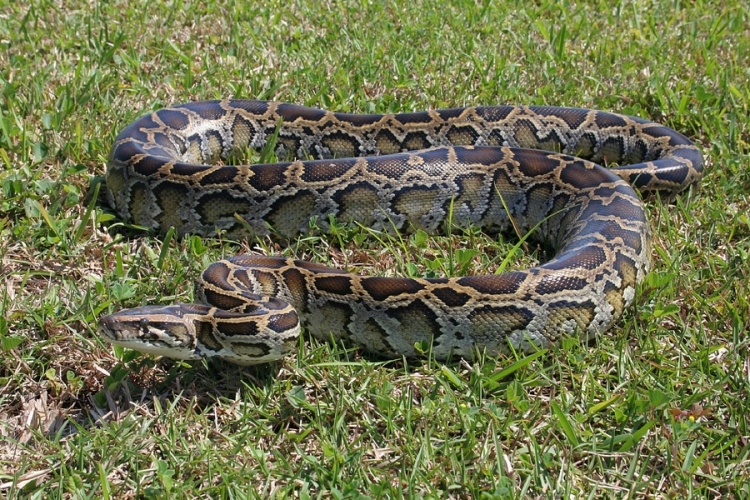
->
<box><xmin>98</xmin><ymin>100</ymin><xmax>702</xmax><ymax>364</ymax></box>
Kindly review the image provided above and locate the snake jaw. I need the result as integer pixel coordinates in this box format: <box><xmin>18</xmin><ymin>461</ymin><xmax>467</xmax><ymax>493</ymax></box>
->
<box><xmin>98</xmin><ymin>305</ymin><xmax>202</xmax><ymax>360</ymax></box>
<box><xmin>98</xmin><ymin>302</ymin><xmax>301</xmax><ymax>364</ymax></box>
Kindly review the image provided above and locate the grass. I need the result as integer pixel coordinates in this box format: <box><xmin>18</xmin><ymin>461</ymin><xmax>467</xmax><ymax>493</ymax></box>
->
<box><xmin>1</xmin><ymin>0</ymin><xmax>748</xmax><ymax>497</ymax></box>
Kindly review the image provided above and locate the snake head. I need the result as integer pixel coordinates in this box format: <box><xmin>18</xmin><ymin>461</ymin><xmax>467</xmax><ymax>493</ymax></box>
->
<box><xmin>98</xmin><ymin>302</ymin><xmax>301</xmax><ymax>365</ymax></box>
<box><xmin>98</xmin><ymin>304</ymin><xmax>206</xmax><ymax>360</ymax></box>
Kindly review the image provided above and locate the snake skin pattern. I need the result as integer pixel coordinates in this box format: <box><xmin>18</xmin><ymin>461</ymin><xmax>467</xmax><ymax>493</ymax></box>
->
<box><xmin>98</xmin><ymin>100</ymin><xmax>703</xmax><ymax>365</ymax></box>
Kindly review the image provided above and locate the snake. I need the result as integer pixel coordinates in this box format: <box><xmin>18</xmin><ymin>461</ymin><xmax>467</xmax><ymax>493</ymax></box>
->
<box><xmin>98</xmin><ymin>100</ymin><xmax>703</xmax><ymax>365</ymax></box>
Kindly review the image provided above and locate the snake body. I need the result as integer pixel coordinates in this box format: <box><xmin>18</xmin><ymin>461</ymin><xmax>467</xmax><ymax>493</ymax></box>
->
<box><xmin>98</xmin><ymin>100</ymin><xmax>703</xmax><ymax>365</ymax></box>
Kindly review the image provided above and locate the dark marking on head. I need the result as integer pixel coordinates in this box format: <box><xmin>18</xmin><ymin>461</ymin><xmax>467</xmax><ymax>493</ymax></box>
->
<box><xmin>677</xmin><ymin>148</ymin><xmax>704</xmax><ymax>171</ymax></box>
<box><xmin>178</xmin><ymin>303</ymin><xmax>214</xmax><ymax>316</ymax></box>
<box><xmin>647</xmin><ymin>159</ymin><xmax>690</xmax><ymax>185</ymax></box>
<box><xmin>139</xmin><ymin>145</ymin><xmax>176</xmax><ymax>161</ymax></box>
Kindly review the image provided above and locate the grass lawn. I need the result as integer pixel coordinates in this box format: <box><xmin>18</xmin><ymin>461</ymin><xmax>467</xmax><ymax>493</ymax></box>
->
<box><xmin>1</xmin><ymin>0</ymin><xmax>748</xmax><ymax>497</ymax></box>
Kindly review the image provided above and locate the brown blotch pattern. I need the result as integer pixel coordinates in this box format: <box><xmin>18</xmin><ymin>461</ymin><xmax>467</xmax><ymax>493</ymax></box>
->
<box><xmin>316</xmin><ymin>276</ymin><xmax>354</xmax><ymax>296</ymax></box>
<box><xmin>361</xmin><ymin>277</ymin><xmax>425</xmax><ymax>302</ymax></box>
<box><xmin>432</xmin><ymin>287</ymin><xmax>472</xmax><ymax>307</ymax></box>
<box><xmin>103</xmin><ymin>99</ymin><xmax>703</xmax><ymax>363</ymax></box>
<box><xmin>196</xmin><ymin>321</ymin><xmax>223</xmax><ymax>352</ymax></box>
<box><xmin>457</xmin><ymin>272</ymin><xmax>527</xmax><ymax>295</ymax></box>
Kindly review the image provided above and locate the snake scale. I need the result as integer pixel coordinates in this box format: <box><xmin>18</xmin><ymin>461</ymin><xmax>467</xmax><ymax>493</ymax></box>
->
<box><xmin>98</xmin><ymin>100</ymin><xmax>703</xmax><ymax>365</ymax></box>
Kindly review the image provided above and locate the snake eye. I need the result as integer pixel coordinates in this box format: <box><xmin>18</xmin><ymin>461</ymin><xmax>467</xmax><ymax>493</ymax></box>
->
<box><xmin>139</xmin><ymin>318</ymin><xmax>150</xmax><ymax>331</ymax></box>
